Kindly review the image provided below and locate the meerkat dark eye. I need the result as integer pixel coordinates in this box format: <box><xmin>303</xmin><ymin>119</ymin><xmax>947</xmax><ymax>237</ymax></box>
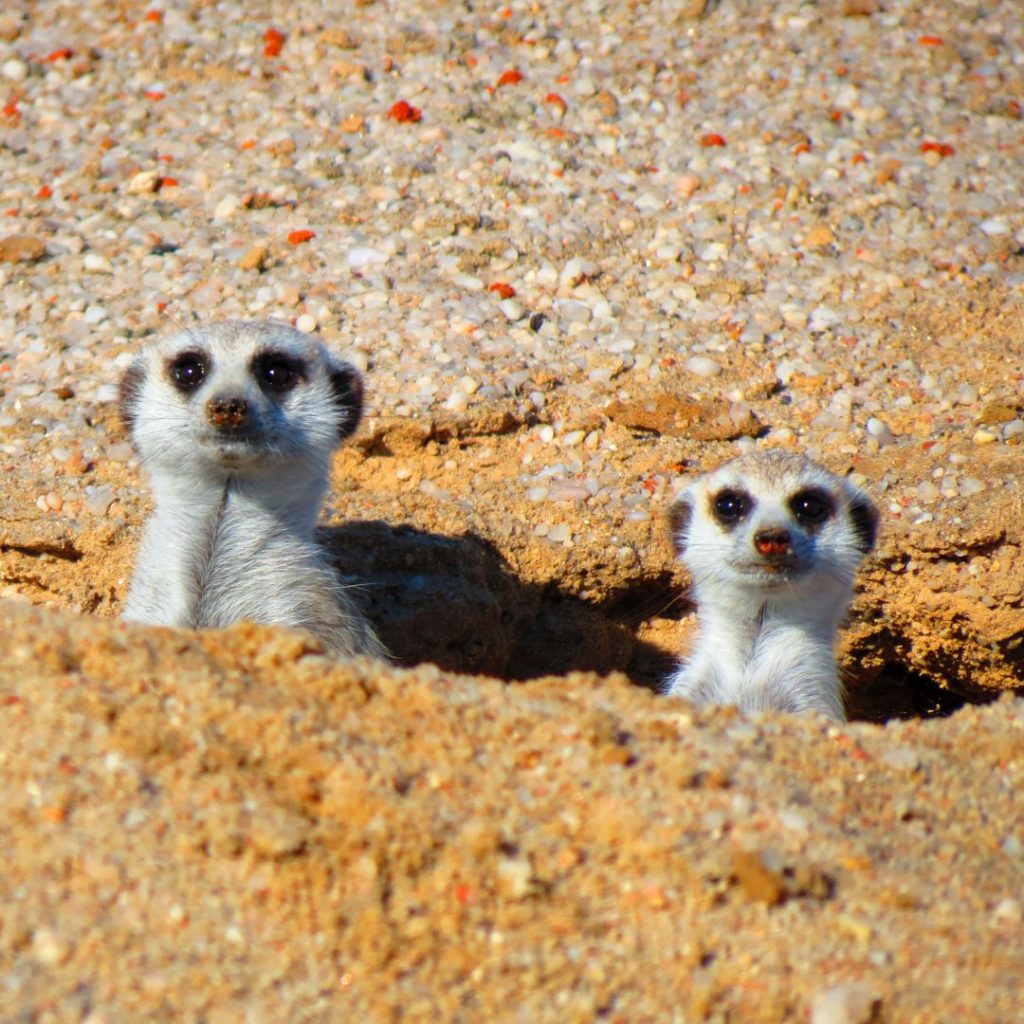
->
<box><xmin>711</xmin><ymin>489</ymin><xmax>751</xmax><ymax>526</ymax></box>
<box><xmin>168</xmin><ymin>351</ymin><xmax>207</xmax><ymax>393</ymax></box>
<box><xmin>790</xmin><ymin>488</ymin><xmax>834</xmax><ymax>526</ymax></box>
<box><xmin>253</xmin><ymin>353</ymin><xmax>304</xmax><ymax>395</ymax></box>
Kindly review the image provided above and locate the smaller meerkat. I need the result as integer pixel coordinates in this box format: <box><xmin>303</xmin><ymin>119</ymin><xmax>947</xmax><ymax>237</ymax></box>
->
<box><xmin>119</xmin><ymin>319</ymin><xmax>386</xmax><ymax>660</ymax></box>
<box><xmin>664</xmin><ymin>450</ymin><xmax>877</xmax><ymax>720</ymax></box>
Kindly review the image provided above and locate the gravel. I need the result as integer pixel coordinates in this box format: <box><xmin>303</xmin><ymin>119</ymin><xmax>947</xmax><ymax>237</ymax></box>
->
<box><xmin>1</xmin><ymin>0</ymin><xmax>1023</xmax><ymax>1016</ymax></box>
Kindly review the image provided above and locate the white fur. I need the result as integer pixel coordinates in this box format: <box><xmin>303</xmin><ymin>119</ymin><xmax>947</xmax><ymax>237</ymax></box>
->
<box><xmin>665</xmin><ymin>451</ymin><xmax>876</xmax><ymax>720</ymax></box>
<box><xmin>121</xmin><ymin>320</ymin><xmax>386</xmax><ymax>660</ymax></box>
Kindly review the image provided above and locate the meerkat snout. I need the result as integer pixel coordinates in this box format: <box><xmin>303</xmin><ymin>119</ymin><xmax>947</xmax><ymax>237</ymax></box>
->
<box><xmin>206</xmin><ymin>395</ymin><xmax>250</xmax><ymax>430</ymax></box>
<box><xmin>753</xmin><ymin>527</ymin><xmax>792</xmax><ymax>560</ymax></box>
<box><xmin>119</xmin><ymin>319</ymin><xmax>386</xmax><ymax>661</ymax></box>
<box><xmin>665</xmin><ymin>450</ymin><xmax>878</xmax><ymax>720</ymax></box>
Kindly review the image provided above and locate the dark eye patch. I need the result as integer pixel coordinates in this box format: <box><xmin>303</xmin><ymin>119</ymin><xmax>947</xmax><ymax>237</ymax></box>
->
<box><xmin>848</xmin><ymin>497</ymin><xmax>878</xmax><ymax>552</ymax></box>
<box><xmin>789</xmin><ymin>487</ymin><xmax>834</xmax><ymax>527</ymax></box>
<box><xmin>668</xmin><ymin>496</ymin><xmax>693</xmax><ymax>556</ymax></box>
<box><xmin>710</xmin><ymin>488</ymin><xmax>753</xmax><ymax>528</ymax></box>
<box><xmin>252</xmin><ymin>350</ymin><xmax>306</xmax><ymax>395</ymax></box>
<box><xmin>329</xmin><ymin>362</ymin><xmax>364</xmax><ymax>441</ymax></box>
<box><xmin>166</xmin><ymin>350</ymin><xmax>208</xmax><ymax>393</ymax></box>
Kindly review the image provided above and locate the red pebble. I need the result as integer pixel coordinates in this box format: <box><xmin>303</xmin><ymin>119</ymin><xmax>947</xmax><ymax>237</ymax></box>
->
<box><xmin>388</xmin><ymin>100</ymin><xmax>422</xmax><ymax>123</ymax></box>
<box><xmin>488</xmin><ymin>282</ymin><xmax>516</xmax><ymax>299</ymax></box>
<box><xmin>699</xmin><ymin>132</ymin><xmax>726</xmax><ymax>147</ymax></box>
<box><xmin>496</xmin><ymin>68</ymin><xmax>524</xmax><ymax>87</ymax></box>
<box><xmin>264</xmin><ymin>28</ymin><xmax>285</xmax><ymax>57</ymax></box>
<box><xmin>287</xmin><ymin>229</ymin><xmax>315</xmax><ymax>245</ymax></box>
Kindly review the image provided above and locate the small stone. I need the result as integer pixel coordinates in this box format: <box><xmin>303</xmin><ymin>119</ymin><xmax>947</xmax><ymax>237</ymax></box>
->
<box><xmin>1</xmin><ymin>57</ymin><xmax>28</xmax><ymax>82</ymax></box>
<box><xmin>31</xmin><ymin>927</ymin><xmax>73</xmax><ymax>966</ymax></box>
<box><xmin>684</xmin><ymin>355</ymin><xmax>722</xmax><ymax>378</ymax></box>
<box><xmin>295</xmin><ymin>314</ymin><xmax>317</xmax><ymax>333</ymax></box>
<box><xmin>125</xmin><ymin>169</ymin><xmax>161</xmax><ymax>195</ymax></box>
<box><xmin>247</xmin><ymin>803</ymin><xmax>310</xmax><ymax>858</ymax></box>
<box><xmin>676</xmin><ymin>172</ymin><xmax>701</xmax><ymax>198</ymax></box>
<box><xmin>978</xmin><ymin>217</ymin><xmax>1010</xmax><ymax>237</ymax></box>
<box><xmin>213</xmin><ymin>194</ymin><xmax>240</xmax><ymax>219</ymax></box>
<box><xmin>83</xmin><ymin>253</ymin><xmax>113</xmax><ymax>273</ymax></box>
<box><xmin>991</xmin><ymin>897</ymin><xmax>1022</xmax><ymax>927</ymax></box>
<box><xmin>732</xmin><ymin>848</ymin><xmax>785</xmax><ymax>906</ymax></box>
<box><xmin>978</xmin><ymin>401</ymin><xmax>1017</xmax><ymax>425</ymax></box>
<box><xmin>239</xmin><ymin>244</ymin><xmax>269</xmax><ymax>271</ymax></box>
<box><xmin>547</xmin><ymin>523</ymin><xmax>572</xmax><ymax>543</ymax></box>
<box><xmin>803</xmin><ymin>225</ymin><xmax>836</xmax><ymax>249</ymax></box>
<box><xmin>972</xmin><ymin>429</ymin><xmax>998</xmax><ymax>445</ymax></box>
<box><xmin>865</xmin><ymin>417</ymin><xmax>893</xmax><ymax>443</ymax></box>
<box><xmin>0</xmin><ymin>234</ymin><xmax>46</xmax><ymax>263</ymax></box>
<box><xmin>810</xmin><ymin>983</ymin><xmax>881</xmax><ymax>1024</ymax></box>
<box><xmin>959</xmin><ymin>477</ymin><xmax>985</xmax><ymax>497</ymax></box>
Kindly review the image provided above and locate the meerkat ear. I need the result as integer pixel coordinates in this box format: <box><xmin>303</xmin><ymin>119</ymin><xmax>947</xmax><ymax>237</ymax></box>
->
<box><xmin>118</xmin><ymin>359</ymin><xmax>145</xmax><ymax>438</ymax></box>
<box><xmin>328</xmin><ymin>360</ymin><xmax>365</xmax><ymax>441</ymax></box>
<box><xmin>848</xmin><ymin>496</ymin><xmax>878</xmax><ymax>553</ymax></box>
<box><xmin>668</xmin><ymin>496</ymin><xmax>694</xmax><ymax>557</ymax></box>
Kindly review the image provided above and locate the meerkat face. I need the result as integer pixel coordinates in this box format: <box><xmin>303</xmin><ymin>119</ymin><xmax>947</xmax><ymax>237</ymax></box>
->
<box><xmin>669</xmin><ymin>451</ymin><xmax>877</xmax><ymax>593</ymax></box>
<box><xmin>119</xmin><ymin>321</ymin><xmax>364</xmax><ymax>473</ymax></box>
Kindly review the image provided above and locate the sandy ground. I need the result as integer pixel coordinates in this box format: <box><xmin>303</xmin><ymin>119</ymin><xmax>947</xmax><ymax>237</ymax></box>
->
<box><xmin>1</xmin><ymin>0</ymin><xmax>1023</xmax><ymax>1020</ymax></box>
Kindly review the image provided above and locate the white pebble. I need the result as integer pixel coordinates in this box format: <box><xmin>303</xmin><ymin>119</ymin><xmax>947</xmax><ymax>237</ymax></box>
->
<box><xmin>31</xmin><ymin>928</ymin><xmax>72</xmax><ymax>966</ymax></box>
<box><xmin>213</xmin><ymin>193</ymin><xmax>240</xmax><ymax>219</ymax></box>
<box><xmin>810</xmin><ymin>982</ymin><xmax>880</xmax><ymax>1024</ymax></box>
<box><xmin>2</xmin><ymin>58</ymin><xmax>29</xmax><ymax>82</ymax></box>
<box><xmin>547</xmin><ymin>523</ymin><xmax>572</xmax><ymax>543</ymax></box>
<box><xmin>978</xmin><ymin>217</ymin><xmax>1011</xmax><ymax>237</ymax></box>
<box><xmin>959</xmin><ymin>477</ymin><xmax>985</xmax><ymax>497</ymax></box>
<box><xmin>865</xmin><ymin>417</ymin><xmax>893</xmax><ymax>443</ymax></box>
<box><xmin>684</xmin><ymin>355</ymin><xmax>722</xmax><ymax>378</ymax></box>
<box><xmin>295</xmin><ymin>314</ymin><xmax>317</xmax><ymax>333</ymax></box>
<box><xmin>83</xmin><ymin>253</ymin><xmax>113</xmax><ymax>274</ymax></box>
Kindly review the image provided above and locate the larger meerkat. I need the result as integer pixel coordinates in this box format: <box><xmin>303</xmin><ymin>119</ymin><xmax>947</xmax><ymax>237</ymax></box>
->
<box><xmin>119</xmin><ymin>320</ymin><xmax>386</xmax><ymax>660</ymax></box>
<box><xmin>665</xmin><ymin>450</ymin><xmax>877</xmax><ymax>720</ymax></box>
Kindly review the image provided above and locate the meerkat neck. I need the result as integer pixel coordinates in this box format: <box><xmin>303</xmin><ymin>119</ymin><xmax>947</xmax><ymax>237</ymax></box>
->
<box><xmin>133</xmin><ymin>465</ymin><xmax>331</xmax><ymax>629</ymax></box>
<box><xmin>685</xmin><ymin>579</ymin><xmax>848</xmax><ymax>716</ymax></box>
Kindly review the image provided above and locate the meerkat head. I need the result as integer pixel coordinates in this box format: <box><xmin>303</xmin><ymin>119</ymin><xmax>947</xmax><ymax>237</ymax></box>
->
<box><xmin>669</xmin><ymin>450</ymin><xmax>877</xmax><ymax>597</ymax></box>
<box><xmin>119</xmin><ymin>320</ymin><xmax>364</xmax><ymax>475</ymax></box>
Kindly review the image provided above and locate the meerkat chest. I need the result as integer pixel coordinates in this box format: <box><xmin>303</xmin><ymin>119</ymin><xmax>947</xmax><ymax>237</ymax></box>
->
<box><xmin>193</xmin><ymin>490</ymin><xmax>319</xmax><ymax>628</ymax></box>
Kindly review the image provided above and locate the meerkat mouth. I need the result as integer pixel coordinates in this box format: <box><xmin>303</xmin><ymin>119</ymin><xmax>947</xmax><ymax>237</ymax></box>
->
<box><xmin>734</xmin><ymin>559</ymin><xmax>810</xmax><ymax>585</ymax></box>
<box><xmin>197</xmin><ymin>431</ymin><xmax>274</xmax><ymax>467</ymax></box>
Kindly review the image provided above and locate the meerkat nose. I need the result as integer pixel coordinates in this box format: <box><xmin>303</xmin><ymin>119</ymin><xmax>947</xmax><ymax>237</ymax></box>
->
<box><xmin>754</xmin><ymin>527</ymin><xmax>792</xmax><ymax>558</ymax></box>
<box><xmin>207</xmin><ymin>395</ymin><xmax>249</xmax><ymax>430</ymax></box>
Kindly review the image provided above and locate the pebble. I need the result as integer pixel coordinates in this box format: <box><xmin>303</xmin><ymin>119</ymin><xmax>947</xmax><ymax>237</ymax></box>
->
<box><xmin>684</xmin><ymin>355</ymin><xmax>722</xmax><ymax>378</ymax></box>
<box><xmin>1</xmin><ymin>57</ymin><xmax>28</xmax><ymax>82</ymax></box>
<box><xmin>31</xmin><ymin>927</ymin><xmax>73</xmax><ymax>966</ymax></box>
<box><xmin>83</xmin><ymin>253</ymin><xmax>113</xmax><ymax>273</ymax></box>
<box><xmin>865</xmin><ymin>417</ymin><xmax>893</xmax><ymax>443</ymax></box>
<box><xmin>810</xmin><ymin>982</ymin><xmax>880</xmax><ymax>1024</ymax></box>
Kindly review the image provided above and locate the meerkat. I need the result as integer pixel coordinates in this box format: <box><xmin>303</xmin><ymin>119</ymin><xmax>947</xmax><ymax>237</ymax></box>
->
<box><xmin>119</xmin><ymin>319</ymin><xmax>386</xmax><ymax>660</ymax></box>
<box><xmin>664</xmin><ymin>450</ymin><xmax>877</xmax><ymax>720</ymax></box>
